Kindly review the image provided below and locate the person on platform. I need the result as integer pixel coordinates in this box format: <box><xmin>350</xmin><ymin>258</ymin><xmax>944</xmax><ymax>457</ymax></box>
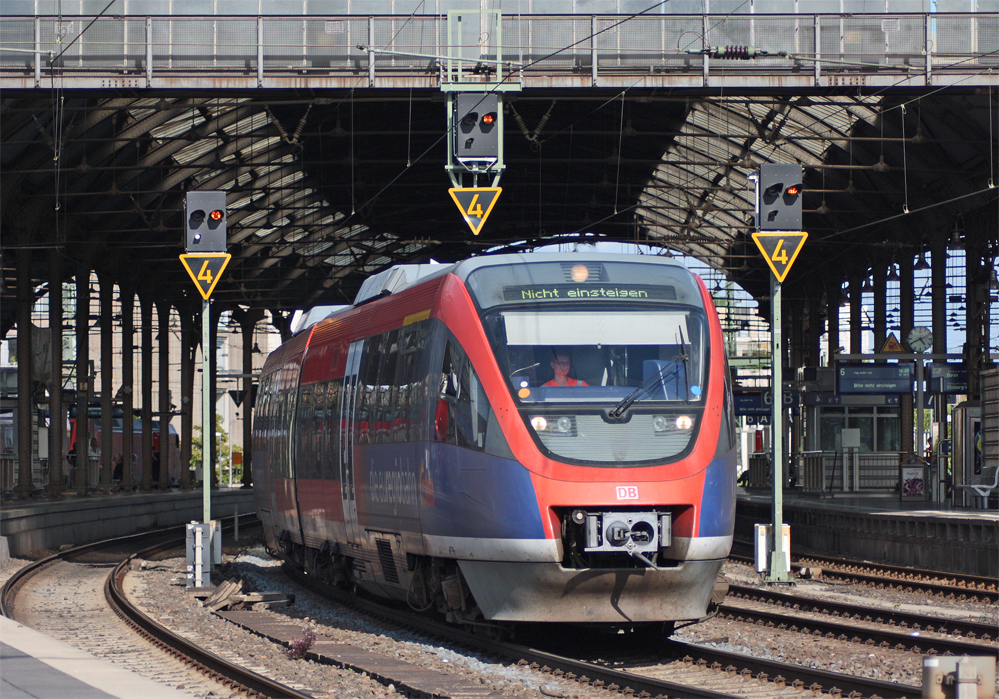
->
<box><xmin>544</xmin><ymin>352</ymin><xmax>589</xmax><ymax>387</ymax></box>
<box><xmin>112</xmin><ymin>453</ymin><xmax>123</xmax><ymax>484</ymax></box>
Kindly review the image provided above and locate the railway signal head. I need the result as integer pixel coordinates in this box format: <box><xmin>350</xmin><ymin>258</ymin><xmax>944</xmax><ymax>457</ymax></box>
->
<box><xmin>758</xmin><ymin>163</ymin><xmax>803</xmax><ymax>231</ymax></box>
<box><xmin>455</xmin><ymin>93</ymin><xmax>500</xmax><ymax>167</ymax></box>
<box><xmin>185</xmin><ymin>191</ymin><xmax>227</xmax><ymax>252</ymax></box>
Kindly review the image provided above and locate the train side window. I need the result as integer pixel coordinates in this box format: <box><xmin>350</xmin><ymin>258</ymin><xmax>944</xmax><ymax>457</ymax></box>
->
<box><xmin>377</xmin><ymin>330</ymin><xmax>400</xmax><ymax>444</ymax></box>
<box><xmin>436</xmin><ymin>341</ymin><xmax>458</xmax><ymax>443</ymax></box>
<box><xmin>436</xmin><ymin>338</ymin><xmax>489</xmax><ymax>452</ymax></box>
<box><xmin>295</xmin><ymin>385</ymin><xmax>315</xmax><ymax>479</ymax></box>
<box><xmin>326</xmin><ymin>378</ymin><xmax>342</xmax><ymax>480</ymax></box>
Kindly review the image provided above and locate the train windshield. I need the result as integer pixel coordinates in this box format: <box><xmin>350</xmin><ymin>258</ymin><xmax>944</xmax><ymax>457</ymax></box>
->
<box><xmin>486</xmin><ymin>309</ymin><xmax>707</xmax><ymax>405</ymax></box>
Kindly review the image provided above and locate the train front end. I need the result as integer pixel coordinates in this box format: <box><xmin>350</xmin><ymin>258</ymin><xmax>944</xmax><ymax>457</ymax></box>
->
<box><xmin>440</xmin><ymin>254</ymin><xmax>737</xmax><ymax>625</ymax></box>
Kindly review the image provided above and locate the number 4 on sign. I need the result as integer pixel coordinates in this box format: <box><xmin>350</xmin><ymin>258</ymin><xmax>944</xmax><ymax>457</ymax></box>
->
<box><xmin>449</xmin><ymin>187</ymin><xmax>501</xmax><ymax>235</ymax></box>
<box><xmin>180</xmin><ymin>253</ymin><xmax>232</xmax><ymax>300</ymax></box>
<box><xmin>751</xmin><ymin>232</ymin><xmax>808</xmax><ymax>283</ymax></box>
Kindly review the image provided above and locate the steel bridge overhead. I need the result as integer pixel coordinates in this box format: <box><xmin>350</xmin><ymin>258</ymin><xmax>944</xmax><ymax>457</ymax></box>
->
<box><xmin>1</xmin><ymin>11</ymin><xmax>998</xmax><ymax>329</ymax></box>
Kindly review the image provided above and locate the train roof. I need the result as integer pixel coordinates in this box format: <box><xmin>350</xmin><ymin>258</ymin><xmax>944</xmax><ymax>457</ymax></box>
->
<box><xmin>283</xmin><ymin>253</ymin><xmax>697</xmax><ymax>336</ymax></box>
<box><xmin>351</xmin><ymin>253</ymin><xmax>689</xmax><ymax>306</ymax></box>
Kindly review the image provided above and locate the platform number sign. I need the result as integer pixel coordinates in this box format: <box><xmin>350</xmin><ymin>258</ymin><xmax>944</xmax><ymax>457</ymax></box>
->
<box><xmin>751</xmin><ymin>232</ymin><xmax>808</xmax><ymax>283</ymax></box>
<box><xmin>180</xmin><ymin>253</ymin><xmax>232</xmax><ymax>300</ymax></box>
<box><xmin>449</xmin><ymin>187</ymin><xmax>501</xmax><ymax>235</ymax></box>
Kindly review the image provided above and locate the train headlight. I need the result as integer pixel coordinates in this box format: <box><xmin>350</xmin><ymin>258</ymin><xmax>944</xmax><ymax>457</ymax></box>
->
<box><xmin>675</xmin><ymin>415</ymin><xmax>693</xmax><ymax>430</ymax></box>
<box><xmin>652</xmin><ymin>415</ymin><xmax>669</xmax><ymax>432</ymax></box>
<box><xmin>554</xmin><ymin>416</ymin><xmax>572</xmax><ymax>433</ymax></box>
<box><xmin>530</xmin><ymin>416</ymin><xmax>548</xmax><ymax>431</ymax></box>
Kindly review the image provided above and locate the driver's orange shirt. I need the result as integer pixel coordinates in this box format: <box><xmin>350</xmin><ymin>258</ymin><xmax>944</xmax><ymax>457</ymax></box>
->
<box><xmin>543</xmin><ymin>377</ymin><xmax>589</xmax><ymax>387</ymax></box>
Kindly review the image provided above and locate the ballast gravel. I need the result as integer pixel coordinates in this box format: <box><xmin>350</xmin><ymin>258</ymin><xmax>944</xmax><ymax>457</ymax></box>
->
<box><xmin>3</xmin><ymin>544</ymin><xmax>995</xmax><ymax>699</ymax></box>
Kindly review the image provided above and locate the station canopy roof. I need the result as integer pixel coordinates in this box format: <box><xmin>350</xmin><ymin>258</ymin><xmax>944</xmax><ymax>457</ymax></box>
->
<box><xmin>2</xmin><ymin>85</ymin><xmax>997</xmax><ymax>332</ymax></box>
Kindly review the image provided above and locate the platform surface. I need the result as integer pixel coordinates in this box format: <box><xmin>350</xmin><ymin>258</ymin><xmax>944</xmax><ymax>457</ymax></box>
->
<box><xmin>0</xmin><ymin>616</ymin><xmax>192</xmax><ymax>699</ymax></box>
<box><xmin>739</xmin><ymin>488</ymin><xmax>999</xmax><ymax>520</ymax></box>
<box><xmin>736</xmin><ymin>488</ymin><xmax>998</xmax><ymax>577</ymax></box>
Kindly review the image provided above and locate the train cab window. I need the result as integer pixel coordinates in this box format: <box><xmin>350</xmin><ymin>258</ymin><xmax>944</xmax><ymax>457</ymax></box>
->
<box><xmin>436</xmin><ymin>340</ymin><xmax>490</xmax><ymax>451</ymax></box>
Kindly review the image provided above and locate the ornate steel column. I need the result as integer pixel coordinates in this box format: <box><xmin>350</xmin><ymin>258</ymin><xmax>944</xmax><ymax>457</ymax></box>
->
<box><xmin>14</xmin><ymin>247</ymin><xmax>34</xmax><ymax>498</ymax></box>
<box><xmin>45</xmin><ymin>249</ymin><xmax>64</xmax><ymax>498</ymax></box>
<box><xmin>75</xmin><ymin>263</ymin><xmax>90</xmax><ymax>493</ymax></box>
<box><xmin>140</xmin><ymin>294</ymin><xmax>154</xmax><ymax>491</ymax></box>
<box><xmin>99</xmin><ymin>277</ymin><xmax>114</xmax><ymax>490</ymax></box>
<box><xmin>157</xmin><ymin>300</ymin><xmax>171</xmax><ymax>490</ymax></box>
<box><xmin>120</xmin><ymin>287</ymin><xmax>135</xmax><ymax>492</ymax></box>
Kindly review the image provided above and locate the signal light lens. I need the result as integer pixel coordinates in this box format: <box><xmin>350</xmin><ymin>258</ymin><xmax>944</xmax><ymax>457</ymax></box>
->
<box><xmin>785</xmin><ymin>185</ymin><xmax>800</xmax><ymax>197</ymax></box>
<box><xmin>209</xmin><ymin>209</ymin><xmax>224</xmax><ymax>221</ymax></box>
<box><xmin>190</xmin><ymin>209</ymin><xmax>206</xmax><ymax>224</ymax></box>
<box><xmin>481</xmin><ymin>112</ymin><xmax>495</xmax><ymax>125</ymax></box>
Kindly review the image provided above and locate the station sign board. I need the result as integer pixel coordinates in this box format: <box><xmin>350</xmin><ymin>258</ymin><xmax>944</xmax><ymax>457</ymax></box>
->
<box><xmin>805</xmin><ymin>393</ymin><xmax>901</xmax><ymax>406</ymax></box>
<box><xmin>837</xmin><ymin>363</ymin><xmax>913</xmax><ymax>395</ymax></box>
<box><xmin>734</xmin><ymin>389</ymin><xmax>799</xmax><ymax>415</ymax></box>
<box><xmin>926</xmin><ymin>363</ymin><xmax>968</xmax><ymax>394</ymax></box>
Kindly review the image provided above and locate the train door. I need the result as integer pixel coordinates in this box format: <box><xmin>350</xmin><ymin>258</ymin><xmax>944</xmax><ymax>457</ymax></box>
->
<box><xmin>339</xmin><ymin>340</ymin><xmax>363</xmax><ymax>546</ymax></box>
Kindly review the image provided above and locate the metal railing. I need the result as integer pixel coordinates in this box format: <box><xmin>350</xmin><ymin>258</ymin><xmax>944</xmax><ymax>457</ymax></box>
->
<box><xmin>2</xmin><ymin>13</ymin><xmax>998</xmax><ymax>89</ymax></box>
<box><xmin>800</xmin><ymin>450</ymin><xmax>904</xmax><ymax>493</ymax></box>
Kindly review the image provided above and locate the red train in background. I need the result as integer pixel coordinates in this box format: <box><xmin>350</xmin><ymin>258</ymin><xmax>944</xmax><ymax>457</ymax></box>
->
<box><xmin>253</xmin><ymin>253</ymin><xmax>737</xmax><ymax>634</ymax></box>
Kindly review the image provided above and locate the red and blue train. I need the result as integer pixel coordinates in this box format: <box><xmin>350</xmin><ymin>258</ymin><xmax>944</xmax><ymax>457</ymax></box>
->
<box><xmin>253</xmin><ymin>253</ymin><xmax>736</xmax><ymax>633</ymax></box>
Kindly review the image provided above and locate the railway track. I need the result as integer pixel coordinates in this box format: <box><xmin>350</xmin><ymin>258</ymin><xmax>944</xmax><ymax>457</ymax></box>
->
<box><xmin>5</xmin><ymin>525</ymin><xmax>966</xmax><ymax>699</ymax></box>
<box><xmin>726</xmin><ymin>583</ymin><xmax>997</xmax><ymax>641</ymax></box>
<box><xmin>1</xmin><ymin>520</ymin><xmax>312</xmax><ymax>699</ymax></box>
<box><xmin>277</xmin><ymin>560</ymin><xmax>919</xmax><ymax>699</ymax></box>
<box><xmin>717</xmin><ymin>585</ymin><xmax>997</xmax><ymax>659</ymax></box>
<box><xmin>730</xmin><ymin>552</ymin><xmax>998</xmax><ymax>603</ymax></box>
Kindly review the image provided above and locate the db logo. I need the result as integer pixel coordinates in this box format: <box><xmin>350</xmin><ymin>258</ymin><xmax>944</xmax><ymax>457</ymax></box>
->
<box><xmin>615</xmin><ymin>485</ymin><xmax>639</xmax><ymax>500</ymax></box>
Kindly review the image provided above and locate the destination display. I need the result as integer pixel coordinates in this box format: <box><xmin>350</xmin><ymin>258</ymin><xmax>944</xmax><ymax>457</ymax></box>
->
<box><xmin>927</xmin><ymin>363</ymin><xmax>968</xmax><ymax>394</ymax></box>
<box><xmin>837</xmin><ymin>363</ymin><xmax>913</xmax><ymax>394</ymax></box>
<box><xmin>503</xmin><ymin>284</ymin><xmax>677</xmax><ymax>302</ymax></box>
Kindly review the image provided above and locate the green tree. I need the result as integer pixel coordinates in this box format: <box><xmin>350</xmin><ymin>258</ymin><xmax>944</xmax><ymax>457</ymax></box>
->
<box><xmin>190</xmin><ymin>414</ymin><xmax>237</xmax><ymax>483</ymax></box>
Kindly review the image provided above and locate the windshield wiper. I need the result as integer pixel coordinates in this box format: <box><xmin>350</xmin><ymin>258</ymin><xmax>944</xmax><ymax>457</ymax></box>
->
<box><xmin>608</xmin><ymin>361</ymin><xmax>680</xmax><ymax>419</ymax></box>
<box><xmin>677</xmin><ymin>327</ymin><xmax>691</xmax><ymax>405</ymax></box>
<box><xmin>510</xmin><ymin>362</ymin><xmax>540</xmax><ymax>377</ymax></box>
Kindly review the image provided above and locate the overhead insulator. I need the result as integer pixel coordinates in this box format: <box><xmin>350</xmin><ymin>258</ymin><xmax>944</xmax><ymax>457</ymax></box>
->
<box><xmin>708</xmin><ymin>45</ymin><xmax>761</xmax><ymax>60</ymax></box>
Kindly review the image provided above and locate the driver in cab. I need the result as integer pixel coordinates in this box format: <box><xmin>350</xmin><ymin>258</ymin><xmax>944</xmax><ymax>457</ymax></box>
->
<box><xmin>544</xmin><ymin>352</ymin><xmax>589</xmax><ymax>387</ymax></box>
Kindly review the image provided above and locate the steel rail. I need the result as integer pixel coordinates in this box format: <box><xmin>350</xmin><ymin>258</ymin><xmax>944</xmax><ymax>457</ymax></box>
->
<box><xmin>727</xmin><ymin>583</ymin><xmax>998</xmax><ymax>642</ymax></box>
<box><xmin>729</xmin><ymin>553</ymin><xmax>998</xmax><ymax>603</ymax></box>
<box><xmin>106</xmin><ymin>532</ymin><xmax>315</xmax><ymax>699</ymax></box>
<box><xmin>716</xmin><ymin>598</ymin><xmax>998</xmax><ymax>660</ymax></box>
<box><xmin>661</xmin><ymin>639</ymin><xmax>918</xmax><ymax>699</ymax></box>
<box><xmin>280</xmin><ymin>562</ymin><xmax>913</xmax><ymax>699</ymax></box>
<box><xmin>791</xmin><ymin>554</ymin><xmax>998</xmax><ymax>594</ymax></box>
<box><xmin>2</xmin><ymin>517</ymin><xmax>313</xmax><ymax>699</ymax></box>
<box><xmin>1</xmin><ymin>523</ymin><xmax>182</xmax><ymax>619</ymax></box>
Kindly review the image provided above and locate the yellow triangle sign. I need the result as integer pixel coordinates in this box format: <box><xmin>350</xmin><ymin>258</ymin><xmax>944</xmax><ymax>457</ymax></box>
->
<box><xmin>449</xmin><ymin>187</ymin><xmax>501</xmax><ymax>235</ymax></box>
<box><xmin>180</xmin><ymin>253</ymin><xmax>232</xmax><ymax>300</ymax></box>
<box><xmin>752</xmin><ymin>232</ymin><xmax>808</xmax><ymax>282</ymax></box>
<box><xmin>880</xmin><ymin>332</ymin><xmax>904</xmax><ymax>353</ymax></box>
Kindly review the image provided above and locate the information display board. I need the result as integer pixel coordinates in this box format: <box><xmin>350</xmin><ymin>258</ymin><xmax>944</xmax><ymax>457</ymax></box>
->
<box><xmin>837</xmin><ymin>363</ymin><xmax>913</xmax><ymax>394</ymax></box>
<box><xmin>927</xmin><ymin>363</ymin><xmax>969</xmax><ymax>394</ymax></box>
